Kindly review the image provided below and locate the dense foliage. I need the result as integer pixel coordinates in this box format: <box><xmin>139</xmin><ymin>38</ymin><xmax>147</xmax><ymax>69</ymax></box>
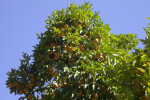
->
<box><xmin>6</xmin><ymin>2</ymin><xmax>150</xmax><ymax>100</ymax></box>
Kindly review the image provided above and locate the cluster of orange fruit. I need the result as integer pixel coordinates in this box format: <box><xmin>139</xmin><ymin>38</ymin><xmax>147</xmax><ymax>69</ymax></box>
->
<box><xmin>47</xmin><ymin>66</ymin><xmax>55</xmax><ymax>77</ymax></box>
<box><xmin>7</xmin><ymin>72</ymin><xmax>40</xmax><ymax>100</ymax></box>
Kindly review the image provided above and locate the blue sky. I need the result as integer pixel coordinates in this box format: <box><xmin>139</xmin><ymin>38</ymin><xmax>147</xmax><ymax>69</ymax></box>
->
<box><xmin>0</xmin><ymin>0</ymin><xmax>150</xmax><ymax>99</ymax></box>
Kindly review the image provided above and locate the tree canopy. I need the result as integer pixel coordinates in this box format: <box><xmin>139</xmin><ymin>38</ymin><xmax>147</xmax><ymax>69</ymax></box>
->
<box><xmin>6</xmin><ymin>2</ymin><xmax>150</xmax><ymax>100</ymax></box>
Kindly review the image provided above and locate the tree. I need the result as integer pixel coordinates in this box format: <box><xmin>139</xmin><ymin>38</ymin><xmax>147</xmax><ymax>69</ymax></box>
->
<box><xmin>6</xmin><ymin>2</ymin><xmax>150</xmax><ymax>100</ymax></box>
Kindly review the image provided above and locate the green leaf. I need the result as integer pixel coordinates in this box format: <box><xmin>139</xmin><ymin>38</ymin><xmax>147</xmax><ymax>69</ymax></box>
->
<box><xmin>146</xmin><ymin>17</ymin><xmax>150</xmax><ymax>20</ymax></box>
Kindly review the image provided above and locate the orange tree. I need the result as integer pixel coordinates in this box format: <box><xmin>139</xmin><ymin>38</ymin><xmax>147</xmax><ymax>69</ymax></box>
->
<box><xmin>6</xmin><ymin>2</ymin><xmax>150</xmax><ymax>100</ymax></box>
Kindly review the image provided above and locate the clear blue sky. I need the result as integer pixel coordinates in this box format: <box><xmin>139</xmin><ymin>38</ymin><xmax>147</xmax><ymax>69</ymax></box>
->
<box><xmin>0</xmin><ymin>0</ymin><xmax>150</xmax><ymax>99</ymax></box>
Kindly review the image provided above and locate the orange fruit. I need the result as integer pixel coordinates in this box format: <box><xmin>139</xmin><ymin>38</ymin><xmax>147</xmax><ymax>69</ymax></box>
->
<box><xmin>65</xmin><ymin>72</ymin><xmax>68</xmax><ymax>76</ymax></box>
<box><xmin>59</xmin><ymin>33</ymin><xmax>66</xmax><ymax>38</ymax></box>
<box><xmin>34</xmin><ymin>83</ymin><xmax>38</xmax><ymax>87</ymax></box>
<box><xmin>79</xmin><ymin>91</ymin><xmax>83</xmax><ymax>97</ymax></box>
<box><xmin>50</xmin><ymin>93</ymin><xmax>55</xmax><ymax>98</ymax></box>
<box><xmin>19</xmin><ymin>90</ymin><xmax>24</xmax><ymax>95</ymax></box>
<box><xmin>67</xmin><ymin>47</ymin><xmax>74</xmax><ymax>54</ymax></box>
<box><xmin>70</xmin><ymin>58</ymin><xmax>75</xmax><ymax>62</ymax></box>
<box><xmin>23</xmin><ymin>71</ymin><xmax>28</xmax><ymax>75</ymax></box>
<box><xmin>142</xmin><ymin>96</ymin><xmax>149</xmax><ymax>100</ymax></box>
<box><xmin>94</xmin><ymin>93</ymin><xmax>99</xmax><ymax>99</ymax></box>
<box><xmin>101</xmin><ymin>85</ymin><xmax>106</xmax><ymax>93</ymax></box>
<box><xmin>23</xmin><ymin>88</ymin><xmax>29</xmax><ymax>93</ymax></box>
<box><xmin>64</xmin><ymin>24</ymin><xmax>68</xmax><ymax>28</ymax></box>
<box><xmin>27</xmin><ymin>94</ymin><xmax>32</xmax><ymax>100</ymax></box>
<box><xmin>98</xmin><ymin>35</ymin><xmax>102</xmax><ymax>39</ymax></box>
<box><xmin>73</xmin><ymin>22</ymin><xmax>78</xmax><ymax>27</ymax></box>
<box><xmin>51</xmin><ymin>72</ymin><xmax>55</xmax><ymax>77</ymax></box>
<box><xmin>47</xmin><ymin>66</ymin><xmax>53</xmax><ymax>72</ymax></box>
<box><xmin>114</xmin><ymin>94</ymin><xmax>119</xmax><ymax>100</ymax></box>
<box><xmin>93</xmin><ymin>55</ymin><xmax>97</xmax><ymax>59</ymax></box>
<box><xmin>59</xmin><ymin>27</ymin><xmax>64</xmax><ymax>30</ymax></box>
<box><xmin>79</xmin><ymin>80</ymin><xmax>84</xmax><ymax>85</ymax></box>
<box><xmin>37</xmin><ymin>76</ymin><xmax>41</xmax><ymax>80</ymax></box>
<box><xmin>41</xmin><ymin>60</ymin><xmax>45</xmax><ymax>64</ymax></box>
<box><xmin>8</xmin><ymin>83</ymin><xmax>13</xmax><ymax>88</ymax></box>
<box><xmin>80</xmin><ymin>22</ymin><xmax>85</xmax><ymax>27</ymax></box>
<box><xmin>29</xmin><ymin>83</ymin><xmax>34</xmax><ymax>87</ymax></box>
<box><xmin>54</xmin><ymin>56</ymin><xmax>59</xmax><ymax>60</ymax></box>
<box><xmin>14</xmin><ymin>82</ymin><xmax>18</xmax><ymax>87</ymax></box>
<box><xmin>61</xmin><ymin>82</ymin><xmax>67</xmax><ymax>87</ymax></box>
<box><xmin>53</xmin><ymin>83</ymin><xmax>58</xmax><ymax>88</ymax></box>
<box><xmin>16</xmin><ymin>85</ymin><xmax>21</xmax><ymax>90</ymax></box>
<box><xmin>50</xmin><ymin>43</ymin><xmax>55</xmax><ymax>47</ymax></box>
<box><xmin>69</xmin><ymin>28</ymin><xmax>72</xmax><ymax>32</ymax></box>
<box><xmin>135</xmin><ymin>68</ymin><xmax>144</xmax><ymax>75</ymax></box>
<box><xmin>54</xmin><ymin>52</ymin><xmax>60</xmax><ymax>60</ymax></box>
<box><xmin>83</xmin><ymin>35</ymin><xmax>88</xmax><ymax>39</ymax></box>
<box><xmin>85</xmin><ymin>78</ymin><xmax>89</xmax><ymax>83</ymax></box>
<box><xmin>54</xmin><ymin>52</ymin><xmax>60</xmax><ymax>57</ymax></box>
<box><xmin>41</xmin><ymin>94</ymin><xmax>45</xmax><ymax>98</ymax></box>
<box><xmin>30</xmin><ymin>78</ymin><xmax>34</xmax><ymax>83</ymax></box>
<box><xmin>93</xmin><ymin>38</ymin><xmax>99</xmax><ymax>44</ymax></box>
<box><xmin>30</xmin><ymin>73</ymin><xmax>34</xmax><ymax>78</ymax></box>
<box><xmin>79</xmin><ymin>45</ymin><xmax>84</xmax><ymax>52</ymax></box>
<box><xmin>99</xmin><ymin>53</ymin><xmax>104</xmax><ymax>60</ymax></box>
<box><xmin>91</xmin><ymin>98</ymin><xmax>96</xmax><ymax>100</ymax></box>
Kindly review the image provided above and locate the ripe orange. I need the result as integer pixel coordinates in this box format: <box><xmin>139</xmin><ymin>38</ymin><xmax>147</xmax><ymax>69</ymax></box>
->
<box><xmin>80</xmin><ymin>22</ymin><xmax>85</xmax><ymax>27</ymax></box>
<box><xmin>79</xmin><ymin>80</ymin><xmax>84</xmax><ymax>85</ymax></box>
<box><xmin>53</xmin><ymin>83</ymin><xmax>58</xmax><ymax>88</ymax></box>
<box><xmin>41</xmin><ymin>60</ymin><xmax>45</xmax><ymax>64</ymax></box>
<box><xmin>19</xmin><ymin>90</ymin><xmax>24</xmax><ymax>95</ymax></box>
<box><xmin>135</xmin><ymin>68</ymin><xmax>144</xmax><ymax>75</ymax></box>
<box><xmin>37</xmin><ymin>76</ymin><xmax>41</xmax><ymax>80</ymax></box>
<box><xmin>16</xmin><ymin>85</ymin><xmax>21</xmax><ymax>90</ymax></box>
<box><xmin>73</xmin><ymin>22</ymin><xmax>78</xmax><ymax>27</ymax></box>
<box><xmin>94</xmin><ymin>93</ymin><xmax>99</xmax><ymax>99</ymax></box>
<box><xmin>101</xmin><ymin>85</ymin><xmax>106</xmax><ymax>93</ymax></box>
<box><xmin>70</xmin><ymin>58</ymin><xmax>75</xmax><ymax>62</ymax></box>
<box><xmin>14</xmin><ymin>82</ymin><xmax>18</xmax><ymax>87</ymax></box>
<box><xmin>69</xmin><ymin>28</ymin><xmax>72</xmax><ymax>32</ymax></box>
<box><xmin>61</xmin><ymin>82</ymin><xmax>67</xmax><ymax>87</ymax></box>
<box><xmin>50</xmin><ymin>43</ymin><xmax>55</xmax><ymax>47</ymax></box>
<box><xmin>59</xmin><ymin>33</ymin><xmax>66</xmax><ymax>38</ymax></box>
<box><xmin>41</xmin><ymin>94</ymin><xmax>45</xmax><ymax>98</ymax></box>
<box><xmin>83</xmin><ymin>35</ymin><xmax>88</xmax><ymax>39</ymax></box>
<box><xmin>30</xmin><ymin>78</ymin><xmax>34</xmax><ymax>83</ymax></box>
<box><xmin>79</xmin><ymin>45</ymin><xmax>84</xmax><ymax>52</ymax></box>
<box><xmin>93</xmin><ymin>54</ymin><xmax>97</xmax><ymax>59</ymax></box>
<box><xmin>85</xmin><ymin>78</ymin><xmax>89</xmax><ymax>83</ymax></box>
<box><xmin>23</xmin><ymin>88</ymin><xmax>29</xmax><ymax>93</ymax></box>
<box><xmin>23</xmin><ymin>71</ymin><xmax>28</xmax><ymax>75</ymax></box>
<box><xmin>142</xmin><ymin>96</ymin><xmax>149</xmax><ymax>100</ymax></box>
<box><xmin>91</xmin><ymin>98</ymin><xmax>96</xmax><ymax>100</ymax></box>
<box><xmin>30</xmin><ymin>73</ymin><xmax>34</xmax><ymax>78</ymax></box>
<box><xmin>54</xmin><ymin>56</ymin><xmax>60</xmax><ymax>60</ymax></box>
<box><xmin>8</xmin><ymin>83</ymin><xmax>13</xmax><ymax>88</ymax></box>
<box><xmin>59</xmin><ymin>27</ymin><xmax>64</xmax><ymax>30</ymax></box>
<box><xmin>79</xmin><ymin>91</ymin><xmax>83</xmax><ymax>97</ymax></box>
<box><xmin>99</xmin><ymin>53</ymin><xmax>104</xmax><ymax>60</ymax></box>
<box><xmin>47</xmin><ymin>66</ymin><xmax>53</xmax><ymax>72</ymax></box>
<box><xmin>93</xmin><ymin>38</ymin><xmax>99</xmax><ymax>44</ymax></box>
<box><xmin>54</xmin><ymin>52</ymin><xmax>60</xmax><ymax>57</ymax></box>
<box><xmin>64</xmin><ymin>24</ymin><xmax>68</xmax><ymax>28</ymax></box>
<box><xmin>67</xmin><ymin>47</ymin><xmax>74</xmax><ymax>54</ymax></box>
<box><xmin>54</xmin><ymin>52</ymin><xmax>60</xmax><ymax>60</ymax></box>
<box><xmin>50</xmin><ymin>93</ymin><xmax>55</xmax><ymax>98</ymax></box>
<box><xmin>27</xmin><ymin>94</ymin><xmax>32</xmax><ymax>100</ymax></box>
<box><xmin>98</xmin><ymin>35</ymin><xmax>102</xmax><ymax>39</ymax></box>
<box><xmin>29</xmin><ymin>83</ymin><xmax>34</xmax><ymax>87</ymax></box>
<box><xmin>114</xmin><ymin>94</ymin><xmax>119</xmax><ymax>100</ymax></box>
